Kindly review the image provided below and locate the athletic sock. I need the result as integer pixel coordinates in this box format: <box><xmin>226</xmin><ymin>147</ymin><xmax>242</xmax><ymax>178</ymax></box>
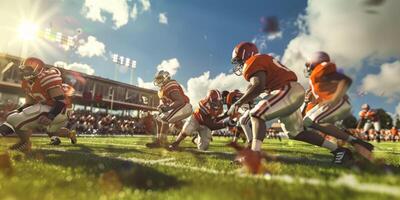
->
<box><xmin>322</xmin><ymin>140</ymin><xmax>338</xmax><ymax>151</ymax></box>
<box><xmin>251</xmin><ymin>139</ymin><xmax>263</xmax><ymax>151</ymax></box>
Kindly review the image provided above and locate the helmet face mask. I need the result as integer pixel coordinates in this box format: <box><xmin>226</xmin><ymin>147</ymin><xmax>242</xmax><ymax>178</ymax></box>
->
<box><xmin>19</xmin><ymin>65</ymin><xmax>39</xmax><ymax>81</ymax></box>
<box><xmin>303</xmin><ymin>63</ymin><xmax>314</xmax><ymax>78</ymax></box>
<box><xmin>19</xmin><ymin>57</ymin><xmax>45</xmax><ymax>81</ymax></box>
<box><xmin>231</xmin><ymin>42</ymin><xmax>258</xmax><ymax>76</ymax></box>
<box><xmin>153</xmin><ymin>70</ymin><xmax>171</xmax><ymax>87</ymax></box>
<box><xmin>209</xmin><ymin>100</ymin><xmax>222</xmax><ymax>110</ymax></box>
<box><xmin>231</xmin><ymin>57</ymin><xmax>244</xmax><ymax>76</ymax></box>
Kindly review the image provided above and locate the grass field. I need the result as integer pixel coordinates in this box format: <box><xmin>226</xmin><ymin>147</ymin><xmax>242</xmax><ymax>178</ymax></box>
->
<box><xmin>0</xmin><ymin>136</ymin><xmax>400</xmax><ymax>200</ymax></box>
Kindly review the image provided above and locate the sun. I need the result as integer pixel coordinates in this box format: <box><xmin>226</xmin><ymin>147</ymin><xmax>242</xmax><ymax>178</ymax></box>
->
<box><xmin>17</xmin><ymin>21</ymin><xmax>39</xmax><ymax>41</ymax></box>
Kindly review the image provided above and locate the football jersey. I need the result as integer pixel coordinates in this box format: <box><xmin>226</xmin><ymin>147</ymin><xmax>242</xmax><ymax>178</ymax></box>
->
<box><xmin>158</xmin><ymin>80</ymin><xmax>189</xmax><ymax>105</ymax></box>
<box><xmin>359</xmin><ymin>109</ymin><xmax>379</xmax><ymax>122</ymax></box>
<box><xmin>21</xmin><ymin>68</ymin><xmax>66</xmax><ymax>106</ymax></box>
<box><xmin>242</xmin><ymin>54</ymin><xmax>297</xmax><ymax>91</ymax></box>
<box><xmin>193</xmin><ymin>98</ymin><xmax>223</xmax><ymax>125</ymax></box>
<box><xmin>226</xmin><ymin>90</ymin><xmax>243</xmax><ymax>108</ymax></box>
<box><xmin>309</xmin><ymin>62</ymin><xmax>340</xmax><ymax>102</ymax></box>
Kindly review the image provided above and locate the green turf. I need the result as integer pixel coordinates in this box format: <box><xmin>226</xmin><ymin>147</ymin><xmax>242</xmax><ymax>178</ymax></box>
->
<box><xmin>0</xmin><ymin>136</ymin><xmax>399</xmax><ymax>200</ymax></box>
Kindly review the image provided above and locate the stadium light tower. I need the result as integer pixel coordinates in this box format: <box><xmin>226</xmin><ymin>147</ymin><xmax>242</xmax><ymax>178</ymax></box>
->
<box><xmin>112</xmin><ymin>53</ymin><xmax>137</xmax><ymax>85</ymax></box>
<box><xmin>17</xmin><ymin>21</ymin><xmax>39</xmax><ymax>41</ymax></box>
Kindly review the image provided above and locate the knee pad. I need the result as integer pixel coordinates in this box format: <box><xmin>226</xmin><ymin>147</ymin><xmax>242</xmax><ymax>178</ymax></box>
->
<box><xmin>0</xmin><ymin>123</ymin><xmax>15</xmax><ymax>136</ymax></box>
<box><xmin>303</xmin><ymin>116</ymin><xmax>314</xmax><ymax>128</ymax></box>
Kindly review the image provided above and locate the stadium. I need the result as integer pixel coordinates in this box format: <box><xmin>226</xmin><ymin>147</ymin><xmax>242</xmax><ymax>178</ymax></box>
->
<box><xmin>0</xmin><ymin>1</ymin><xmax>400</xmax><ymax>200</ymax></box>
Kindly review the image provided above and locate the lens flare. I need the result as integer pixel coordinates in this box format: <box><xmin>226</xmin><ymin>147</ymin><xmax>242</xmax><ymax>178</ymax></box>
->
<box><xmin>17</xmin><ymin>21</ymin><xmax>39</xmax><ymax>41</ymax></box>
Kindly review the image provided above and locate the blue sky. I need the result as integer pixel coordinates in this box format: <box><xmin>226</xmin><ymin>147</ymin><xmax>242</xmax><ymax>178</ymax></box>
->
<box><xmin>1</xmin><ymin>0</ymin><xmax>399</xmax><ymax>117</ymax></box>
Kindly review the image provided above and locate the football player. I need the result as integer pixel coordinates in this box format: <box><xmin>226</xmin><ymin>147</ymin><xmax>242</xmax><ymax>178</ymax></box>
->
<box><xmin>302</xmin><ymin>51</ymin><xmax>374</xmax><ymax>161</ymax></box>
<box><xmin>168</xmin><ymin>89</ymin><xmax>236</xmax><ymax>151</ymax></box>
<box><xmin>357</xmin><ymin>104</ymin><xmax>381</xmax><ymax>142</ymax></box>
<box><xmin>227</xmin><ymin>42</ymin><xmax>352</xmax><ymax>164</ymax></box>
<box><xmin>0</xmin><ymin>57</ymin><xmax>74</xmax><ymax>151</ymax></box>
<box><xmin>48</xmin><ymin>83</ymin><xmax>77</xmax><ymax>145</ymax></box>
<box><xmin>146</xmin><ymin>70</ymin><xmax>193</xmax><ymax>148</ymax></box>
<box><xmin>225</xmin><ymin>90</ymin><xmax>253</xmax><ymax>144</ymax></box>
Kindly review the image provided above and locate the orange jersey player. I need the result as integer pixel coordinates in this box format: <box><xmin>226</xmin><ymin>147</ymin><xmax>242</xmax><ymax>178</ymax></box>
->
<box><xmin>146</xmin><ymin>70</ymin><xmax>193</xmax><ymax>148</ymax></box>
<box><xmin>358</xmin><ymin>104</ymin><xmax>380</xmax><ymax>130</ymax></box>
<box><xmin>303</xmin><ymin>51</ymin><xmax>374</xmax><ymax>161</ymax></box>
<box><xmin>0</xmin><ymin>57</ymin><xmax>74</xmax><ymax>151</ymax></box>
<box><xmin>227</xmin><ymin>42</ymin><xmax>354</xmax><ymax>167</ymax></box>
<box><xmin>169</xmin><ymin>90</ymin><xmax>236</xmax><ymax>151</ymax></box>
<box><xmin>225</xmin><ymin>90</ymin><xmax>253</xmax><ymax>144</ymax></box>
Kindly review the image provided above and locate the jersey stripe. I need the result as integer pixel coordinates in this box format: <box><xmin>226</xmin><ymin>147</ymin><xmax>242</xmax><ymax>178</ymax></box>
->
<box><xmin>41</xmin><ymin>77</ymin><xmax>62</xmax><ymax>88</ymax></box>
<box><xmin>40</xmin><ymin>74</ymin><xmax>61</xmax><ymax>84</ymax></box>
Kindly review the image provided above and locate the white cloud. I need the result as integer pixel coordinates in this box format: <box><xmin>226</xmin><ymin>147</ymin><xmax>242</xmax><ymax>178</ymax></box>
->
<box><xmin>186</xmin><ymin>72</ymin><xmax>249</xmax><ymax>107</ymax></box>
<box><xmin>82</xmin><ymin>0</ymin><xmax>130</xmax><ymax>29</ymax></box>
<box><xmin>157</xmin><ymin>58</ymin><xmax>180</xmax><ymax>76</ymax></box>
<box><xmin>139</xmin><ymin>0</ymin><xmax>151</xmax><ymax>12</ymax></box>
<box><xmin>76</xmin><ymin>36</ymin><xmax>106</xmax><ymax>58</ymax></box>
<box><xmin>130</xmin><ymin>3</ymin><xmax>138</xmax><ymax>21</ymax></box>
<box><xmin>137</xmin><ymin>77</ymin><xmax>158</xmax><ymax>90</ymax></box>
<box><xmin>267</xmin><ymin>31</ymin><xmax>282</xmax><ymax>40</ymax></box>
<box><xmin>159</xmin><ymin>13</ymin><xmax>168</xmax><ymax>25</ymax></box>
<box><xmin>54</xmin><ymin>61</ymin><xmax>95</xmax><ymax>75</ymax></box>
<box><xmin>282</xmin><ymin>0</ymin><xmax>400</xmax><ymax>85</ymax></box>
<box><xmin>396</xmin><ymin>103</ymin><xmax>400</xmax><ymax>116</ymax></box>
<box><xmin>361</xmin><ymin>60</ymin><xmax>400</xmax><ymax>100</ymax></box>
<box><xmin>137</xmin><ymin>71</ymin><xmax>249</xmax><ymax>107</ymax></box>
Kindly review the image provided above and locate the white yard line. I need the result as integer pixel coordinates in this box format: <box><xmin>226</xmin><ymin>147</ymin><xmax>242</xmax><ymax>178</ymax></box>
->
<box><xmin>34</xmin><ymin>146</ymin><xmax>400</xmax><ymax>197</ymax></box>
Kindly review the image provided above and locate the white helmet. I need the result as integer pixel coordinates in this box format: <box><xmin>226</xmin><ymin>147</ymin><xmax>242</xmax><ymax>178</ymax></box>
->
<box><xmin>304</xmin><ymin>51</ymin><xmax>330</xmax><ymax>77</ymax></box>
<box><xmin>153</xmin><ymin>70</ymin><xmax>171</xmax><ymax>87</ymax></box>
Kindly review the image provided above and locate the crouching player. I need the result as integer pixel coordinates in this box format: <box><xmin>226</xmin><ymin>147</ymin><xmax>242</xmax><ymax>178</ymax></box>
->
<box><xmin>0</xmin><ymin>57</ymin><xmax>75</xmax><ymax>151</ymax></box>
<box><xmin>168</xmin><ymin>90</ymin><xmax>236</xmax><ymax>151</ymax></box>
<box><xmin>358</xmin><ymin>104</ymin><xmax>381</xmax><ymax>142</ymax></box>
<box><xmin>146</xmin><ymin>70</ymin><xmax>193</xmax><ymax>148</ymax></box>
<box><xmin>224</xmin><ymin>89</ymin><xmax>253</xmax><ymax>145</ymax></box>
<box><xmin>228</xmin><ymin>42</ymin><xmax>353</xmax><ymax>165</ymax></box>
<box><xmin>302</xmin><ymin>51</ymin><xmax>374</xmax><ymax>161</ymax></box>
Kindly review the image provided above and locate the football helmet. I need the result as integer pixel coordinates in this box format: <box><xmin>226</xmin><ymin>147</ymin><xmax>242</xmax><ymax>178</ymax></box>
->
<box><xmin>19</xmin><ymin>57</ymin><xmax>45</xmax><ymax>80</ymax></box>
<box><xmin>361</xmin><ymin>103</ymin><xmax>370</xmax><ymax>111</ymax></box>
<box><xmin>304</xmin><ymin>51</ymin><xmax>330</xmax><ymax>77</ymax></box>
<box><xmin>206</xmin><ymin>89</ymin><xmax>223</xmax><ymax>110</ymax></box>
<box><xmin>153</xmin><ymin>70</ymin><xmax>171</xmax><ymax>87</ymax></box>
<box><xmin>231</xmin><ymin>42</ymin><xmax>258</xmax><ymax>76</ymax></box>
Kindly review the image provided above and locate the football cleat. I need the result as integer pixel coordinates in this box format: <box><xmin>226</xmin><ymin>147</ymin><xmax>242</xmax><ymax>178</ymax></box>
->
<box><xmin>49</xmin><ymin>137</ymin><xmax>61</xmax><ymax>145</ymax></box>
<box><xmin>145</xmin><ymin>140</ymin><xmax>163</xmax><ymax>148</ymax></box>
<box><xmin>331</xmin><ymin>147</ymin><xmax>353</xmax><ymax>164</ymax></box>
<box><xmin>167</xmin><ymin>141</ymin><xmax>180</xmax><ymax>151</ymax></box>
<box><xmin>9</xmin><ymin>140</ymin><xmax>32</xmax><ymax>153</ymax></box>
<box><xmin>69</xmin><ymin>130</ymin><xmax>77</xmax><ymax>144</ymax></box>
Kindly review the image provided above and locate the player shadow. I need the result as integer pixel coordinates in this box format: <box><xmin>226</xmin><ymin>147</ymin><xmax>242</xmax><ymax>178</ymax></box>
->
<box><xmin>28</xmin><ymin>148</ymin><xmax>183</xmax><ymax>191</ymax></box>
<box><xmin>263</xmin><ymin>149</ymin><xmax>400</xmax><ymax>175</ymax></box>
<box><xmin>69</xmin><ymin>143</ymin><xmax>160</xmax><ymax>156</ymax></box>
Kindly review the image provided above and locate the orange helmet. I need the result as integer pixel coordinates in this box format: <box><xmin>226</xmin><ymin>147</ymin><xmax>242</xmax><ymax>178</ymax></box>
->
<box><xmin>231</xmin><ymin>42</ymin><xmax>258</xmax><ymax>76</ymax></box>
<box><xmin>19</xmin><ymin>57</ymin><xmax>45</xmax><ymax>80</ymax></box>
<box><xmin>206</xmin><ymin>89</ymin><xmax>223</xmax><ymax>110</ymax></box>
